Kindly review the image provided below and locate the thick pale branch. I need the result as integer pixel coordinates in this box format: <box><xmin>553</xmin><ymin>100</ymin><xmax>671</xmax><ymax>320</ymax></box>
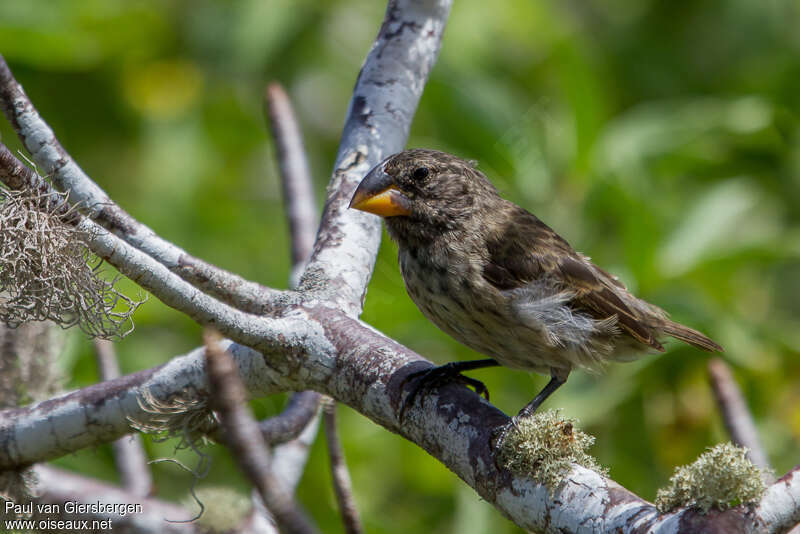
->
<box><xmin>292</xmin><ymin>309</ymin><xmax>800</xmax><ymax>534</ymax></box>
<box><xmin>0</xmin><ymin>340</ymin><xmax>287</xmax><ymax>468</ymax></box>
<box><xmin>37</xmin><ymin>464</ymin><xmax>300</xmax><ymax>534</ymax></box>
<box><xmin>1</xmin><ymin>309</ymin><xmax>796</xmax><ymax>533</ymax></box>
<box><xmin>270</xmin><ymin>411</ymin><xmax>322</xmax><ymax>494</ymax></box>
<box><xmin>755</xmin><ymin>468</ymin><xmax>800</xmax><ymax>533</ymax></box>
<box><xmin>82</xmin><ymin>211</ymin><xmax>290</xmax><ymax>350</ymax></box>
<box><xmin>299</xmin><ymin>0</ymin><xmax>453</xmax><ymax>316</ymax></box>
<box><xmin>0</xmin><ymin>55</ymin><xmax>284</xmax><ymax>315</ymax></box>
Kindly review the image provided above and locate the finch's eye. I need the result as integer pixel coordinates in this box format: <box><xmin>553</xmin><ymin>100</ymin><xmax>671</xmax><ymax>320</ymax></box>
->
<box><xmin>413</xmin><ymin>167</ymin><xmax>429</xmax><ymax>180</ymax></box>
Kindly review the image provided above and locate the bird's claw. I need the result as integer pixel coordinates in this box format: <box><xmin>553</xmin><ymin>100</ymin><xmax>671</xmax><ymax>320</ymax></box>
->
<box><xmin>399</xmin><ymin>363</ymin><xmax>491</xmax><ymax>420</ymax></box>
<box><xmin>490</xmin><ymin>415</ymin><xmax>522</xmax><ymax>452</ymax></box>
<box><xmin>461</xmin><ymin>375</ymin><xmax>490</xmax><ymax>400</ymax></box>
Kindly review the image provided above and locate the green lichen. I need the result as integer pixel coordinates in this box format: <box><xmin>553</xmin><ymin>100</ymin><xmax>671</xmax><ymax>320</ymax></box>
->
<box><xmin>655</xmin><ymin>442</ymin><xmax>768</xmax><ymax>513</ymax></box>
<box><xmin>495</xmin><ymin>410</ymin><xmax>607</xmax><ymax>494</ymax></box>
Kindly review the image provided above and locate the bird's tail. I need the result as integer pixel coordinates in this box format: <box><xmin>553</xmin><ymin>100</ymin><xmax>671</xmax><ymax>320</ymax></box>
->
<box><xmin>662</xmin><ymin>321</ymin><xmax>723</xmax><ymax>352</ymax></box>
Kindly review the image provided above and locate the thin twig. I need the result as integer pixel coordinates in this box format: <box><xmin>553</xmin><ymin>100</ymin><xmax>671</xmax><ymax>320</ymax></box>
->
<box><xmin>240</xmin><ymin>405</ymin><xmax>323</xmax><ymax>534</ymax></box>
<box><xmin>324</xmin><ymin>402</ymin><xmax>364</xmax><ymax>534</ymax></box>
<box><xmin>708</xmin><ymin>358</ymin><xmax>772</xmax><ymax>474</ymax></box>
<box><xmin>265</xmin><ymin>83</ymin><xmax>317</xmax><ymax>280</ymax></box>
<box><xmin>259</xmin><ymin>390</ymin><xmax>323</xmax><ymax>445</ymax></box>
<box><xmin>270</xmin><ymin>410</ymin><xmax>322</xmax><ymax>493</ymax></box>
<box><xmin>209</xmin><ymin>389</ymin><xmax>322</xmax><ymax>445</ymax></box>
<box><xmin>204</xmin><ymin>330</ymin><xmax>319</xmax><ymax>534</ymax></box>
<box><xmin>94</xmin><ymin>339</ymin><xmax>154</xmax><ymax>497</ymax></box>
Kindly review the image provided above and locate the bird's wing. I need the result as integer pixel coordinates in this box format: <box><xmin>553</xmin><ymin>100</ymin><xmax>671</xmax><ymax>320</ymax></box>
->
<box><xmin>557</xmin><ymin>256</ymin><xmax>663</xmax><ymax>350</ymax></box>
<box><xmin>481</xmin><ymin>207</ymin><xmax>664</xmax><ymax>351</ymax></box>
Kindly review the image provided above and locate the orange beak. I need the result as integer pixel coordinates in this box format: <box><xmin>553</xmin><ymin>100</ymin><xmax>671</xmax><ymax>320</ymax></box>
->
<box><xmin>349</xmin><ymin>165</ymin><xmax>411</xmax><ymax>217</ymax></box>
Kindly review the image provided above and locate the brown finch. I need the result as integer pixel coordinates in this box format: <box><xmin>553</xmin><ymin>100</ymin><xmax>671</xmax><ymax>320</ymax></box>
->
<box><xmin>350</xmin><ymin>149</ymin><xmax>722</xmax><ymax>425</ymax></box>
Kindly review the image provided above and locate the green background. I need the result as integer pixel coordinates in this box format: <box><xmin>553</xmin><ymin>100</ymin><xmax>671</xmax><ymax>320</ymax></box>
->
<box><xmin>1</xmin><ymin>0</ymin><xmax>799</xmax><ymax>532</ymax></box>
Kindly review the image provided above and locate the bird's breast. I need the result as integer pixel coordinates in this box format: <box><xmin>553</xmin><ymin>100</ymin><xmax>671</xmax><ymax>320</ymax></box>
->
<box><xmin>397</xmin><ymin>243</ymin><xmax>536</xmax><ymax>364</ymax></box>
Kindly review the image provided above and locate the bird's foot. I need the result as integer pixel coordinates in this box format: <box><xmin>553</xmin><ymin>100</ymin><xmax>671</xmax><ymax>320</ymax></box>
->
<box><xmin>491</xmin><ymin>374</ymin><xmax>567</xmax><ymax>451</ymax></box>
<box><xmin>399</xmin><ymin>362</ymin><xmax>491</xmax><ymax>420</ymax></box>
<box><xmin>490</xmin><ymin>414</ymin><xmax>523</xmax><ymax>453</ymax></box>
<box><xmin>490</xmin><ymin>396</ymin><xmax>549</xmax><ymax>453</ymax></box>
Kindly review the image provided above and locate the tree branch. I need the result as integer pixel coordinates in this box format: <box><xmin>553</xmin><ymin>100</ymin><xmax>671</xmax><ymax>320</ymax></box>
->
<box><xmin>94</xmin><ymin>339</ymin><xmax>154</xmax><ymax>497</ymax></box>
<box><xmin>298</xmin><ymin>0</ymin><xmax>453</xmax><ymax>317</ymax></box>
<box><xmin>265</xmin><ymin>83</ymin><xmax>317</xmax><ymax>285</ymax></box>
<box><xmin>271</xmin><ymin>410</ymin><xmax>322</xmax><ymax>492</ymax></box>
<box><xmin>205</xmin><ymin>330</ymin><xmax>319</xmax><ymax>534</ymax></box>
<box><xmin>0</xmin><ymin>339</ymin><xmax>284</xmax><ymax>467</ymax></box>
<box><xmin>237</xmin><ymin>405</ymin><xmax>322</xmax><ymax>534</ymax></box>
<box><xmin>708</xmin><ymin>358</ymin><xmax>772</xmax><ymax>474</ymax></box>
<box><xmin>257</xmin><ymin>391</ymin><xmax>322</xmax><ymax>446</ymax></box>
<box><xmin>0</xmin><ymin>144</ymin><xmax>295</xmax><ymax>352</ymax></box>
<box><xmin>324</xmin><ymin>402</ymin><xmax>363</xmax><ymax>534</ymax></box>
<box><xmin>2</xmin><ymin>309</ymin><xmax>797</xmax><ymax>532</ymax></box>
<box><xmin>0</xmin><ymin>54</ymin><xmax>284</xmax><ymax>315</ymax></box>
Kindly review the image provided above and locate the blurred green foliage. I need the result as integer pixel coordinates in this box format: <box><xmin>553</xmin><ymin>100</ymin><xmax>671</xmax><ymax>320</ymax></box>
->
<box><xmin>1</xmin><ymin>0</ymin><xmax>799</xmax><ymax>532</ymax></box>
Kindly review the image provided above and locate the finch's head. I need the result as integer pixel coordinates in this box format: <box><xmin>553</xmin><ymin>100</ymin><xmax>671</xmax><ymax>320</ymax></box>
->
<box><xmin>349</xmin><ymin>149</ymin><xmax>499</xmax><ymax>241</ymax></box>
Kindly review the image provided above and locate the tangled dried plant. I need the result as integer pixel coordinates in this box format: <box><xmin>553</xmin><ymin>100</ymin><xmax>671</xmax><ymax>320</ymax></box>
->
<box><xmin>0</xmin><ymin>186</ymin><xmax>142</xmax><ymax>338</ymax></box>
<box><xmin>130</xmin><ymin>388</ymin><xmax>218</xmax><ymax>449</ymax></box>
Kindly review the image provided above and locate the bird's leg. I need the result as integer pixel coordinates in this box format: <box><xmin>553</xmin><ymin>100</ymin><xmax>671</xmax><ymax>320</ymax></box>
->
<box><xmin>515</xmin><ymin>374</ymin><xmax>567</xmax><ymax>420</ymax></box>
<box><xmin>400</xmin><ymin>359</ymin><xmax>499</xmax><ymax>419</ymax></box>
<box><xmin>492</xmin><ymin>372</ymin><xmax>568</xmax><ymax>451</ymax></box>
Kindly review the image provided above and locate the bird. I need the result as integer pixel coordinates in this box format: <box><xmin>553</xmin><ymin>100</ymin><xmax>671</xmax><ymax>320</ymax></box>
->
<box><xmin>349</xmin><ymin>148</ymin><xmax>722</xmax><ymax>430</ymax></box>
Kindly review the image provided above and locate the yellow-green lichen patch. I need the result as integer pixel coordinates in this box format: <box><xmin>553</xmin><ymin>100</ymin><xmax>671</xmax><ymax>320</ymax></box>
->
<box><xmin>655</xmin><ymin>442</ymin><xmax>768</xmax><ymax>513</ymax></box>
<box><xmin>495</xmin><ymin>410</ymin><xmax>607</xmax><ymax>494</ymax></box>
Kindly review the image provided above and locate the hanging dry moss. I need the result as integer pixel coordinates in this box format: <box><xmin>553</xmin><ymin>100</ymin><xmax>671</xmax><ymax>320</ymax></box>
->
<box><xmin>0</xmin><ymin>187</ymin><xmax>143</xmax><ymax>338</ymax></box>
